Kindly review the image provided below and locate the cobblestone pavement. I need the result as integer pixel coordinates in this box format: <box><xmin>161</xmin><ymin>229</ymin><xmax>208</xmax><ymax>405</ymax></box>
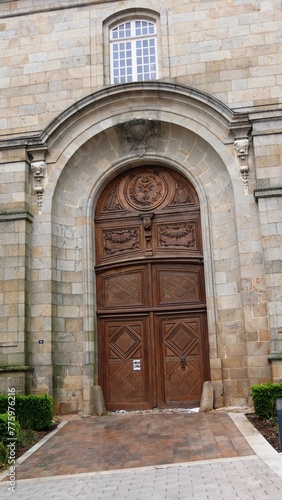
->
<box><xmin>0</xmin><ymin>411</ymin><xmax>282</xmax><ymax>499</ymax></box>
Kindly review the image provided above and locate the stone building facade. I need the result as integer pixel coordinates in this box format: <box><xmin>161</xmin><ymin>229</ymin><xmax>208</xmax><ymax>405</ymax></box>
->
<box><xmin>0</xmin><ymin>0</ymin><xmax>282</xmax><ymax>414</ymax></box>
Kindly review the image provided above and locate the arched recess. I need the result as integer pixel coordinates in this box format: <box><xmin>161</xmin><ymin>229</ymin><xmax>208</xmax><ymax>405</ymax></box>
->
<box><xmin>50</xmin><ymin>122</ymin><xmax>244</xmax><ymax>414</ymax></box>
<box><xmin>26</xmin><ymin>83</ymin><xmax>254</xmax><ymax>414</ymax></box>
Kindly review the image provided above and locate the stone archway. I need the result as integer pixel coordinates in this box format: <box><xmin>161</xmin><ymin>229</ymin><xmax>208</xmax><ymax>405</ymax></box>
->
<box><xmin>25</xmin><ymin>83</ymin><xmax>259</xmax><ymax>414</ymax></box>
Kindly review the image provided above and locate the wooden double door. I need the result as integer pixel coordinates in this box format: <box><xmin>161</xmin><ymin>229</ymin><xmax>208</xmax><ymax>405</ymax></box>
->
<box><xmin>95</xmin><ymin>167</ymin><xmax>210</xmax><ymax>410</ymax></box>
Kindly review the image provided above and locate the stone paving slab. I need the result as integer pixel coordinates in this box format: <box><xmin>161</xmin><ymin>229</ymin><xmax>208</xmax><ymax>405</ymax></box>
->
<box><xmin>0</xmin><ymin>456</ymin><xmax>282</xmax><ymax>499</ymax></box>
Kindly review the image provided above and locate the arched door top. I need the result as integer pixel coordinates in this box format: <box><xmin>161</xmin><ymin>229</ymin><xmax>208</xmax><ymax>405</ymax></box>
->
<box><xmin>95</xmin><ymin>166</ymin><xmax>202</xmax><ymax>268</ymax></box>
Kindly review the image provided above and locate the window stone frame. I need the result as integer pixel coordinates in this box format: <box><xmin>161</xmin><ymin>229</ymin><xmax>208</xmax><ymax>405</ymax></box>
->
<box><xmin>103</xmin><ymin>9</ymin><xmax>163</xmax><ymax>86</ymax></box>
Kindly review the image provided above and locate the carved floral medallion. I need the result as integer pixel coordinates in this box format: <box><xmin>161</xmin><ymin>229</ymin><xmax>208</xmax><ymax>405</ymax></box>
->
<box><xmin>126</xmin><ymin>171</ymin><xmax>167</xmax><ymax>210</ymax></box>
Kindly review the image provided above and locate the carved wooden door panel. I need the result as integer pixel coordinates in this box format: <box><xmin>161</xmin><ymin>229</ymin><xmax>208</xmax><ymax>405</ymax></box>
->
<box><xmin>95</xmin><ymin>166</ymin><xmax>210</xmax><ymax>410</ymax></box>
<box><xmin>156</xmin><ymin>313</ymin><xmax>208</xmax><ymax>406</ymax></box>
<box><xmin>98</xmin><ymin>315</ymin><xmax>152</xmax><ymax>409</ymax></box>
<box><xmin>96</xmin><ymin>265</ymin><xmax>154</xmax><ymax>410</ymax></box>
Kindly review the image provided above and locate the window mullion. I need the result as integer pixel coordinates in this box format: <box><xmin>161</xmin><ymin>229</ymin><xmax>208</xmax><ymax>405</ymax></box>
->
<box><xmin>132</xmin><ymin>40</ymin><xmax>137</xmax><ymax>82</ymax></box>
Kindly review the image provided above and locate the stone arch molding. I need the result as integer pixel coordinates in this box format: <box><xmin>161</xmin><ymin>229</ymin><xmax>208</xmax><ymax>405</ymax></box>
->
<box><xmin>26</xmin><ymin>82</ymin><xmax>252</xmax><ymax>210</ymax></box>
<box><xmin>32</xmin><ymin>82</ymin><xmax>254</xmax><ymax>412</ymax></box>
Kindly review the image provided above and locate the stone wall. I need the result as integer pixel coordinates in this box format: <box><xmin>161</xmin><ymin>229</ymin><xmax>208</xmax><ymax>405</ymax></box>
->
<box><xmin>0</xmin><ymin>0</ymin><xmax>281</xmax><ymax>136</ymax></box>
<box><xmin>0</xmin><ymin>0</ymin><xmax>282</xmax><ymax>412</ymax></box>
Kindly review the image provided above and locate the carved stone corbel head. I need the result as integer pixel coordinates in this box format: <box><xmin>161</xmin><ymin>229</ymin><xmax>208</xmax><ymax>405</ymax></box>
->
<box><xmin>30</xmin><ymin>159</ymin><xmax>47</xmax><ymax>211</ymax></box>
<box><xmin>234</xmin><ymin>137</ymin><xmax>250</xmax><ymax>194</ymax></box>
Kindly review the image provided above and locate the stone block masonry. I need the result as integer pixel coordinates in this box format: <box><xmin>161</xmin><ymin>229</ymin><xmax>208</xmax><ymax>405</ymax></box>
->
<box><xmin>0</xmin><ymin>0</ymin><xmax>281</xmax><ymax>413</ymax></box>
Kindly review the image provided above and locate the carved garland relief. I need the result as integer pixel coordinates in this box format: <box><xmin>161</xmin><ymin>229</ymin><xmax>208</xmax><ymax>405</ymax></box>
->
<box><xmin>158</xmin><ymin>223</ymin><xmax>196</xmax><ymax>249</ymax></box>
<box><xmin>103</xmin><ymin>228</ymin><xmax>140</xmax><ymax>257</ymax></box>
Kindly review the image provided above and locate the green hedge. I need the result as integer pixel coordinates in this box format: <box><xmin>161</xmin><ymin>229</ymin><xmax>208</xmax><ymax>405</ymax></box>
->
<box><xmin>0</xmin><ymin>394</ymin><xmax>52</xmax><ymax>430</ymax></box>
<box><xmin>251</xmin><ymin>382</ymin><xmax>282</xmax><ymax>419</ymax></box>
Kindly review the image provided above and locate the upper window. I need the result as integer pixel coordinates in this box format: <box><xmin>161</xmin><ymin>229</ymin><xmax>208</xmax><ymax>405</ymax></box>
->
<box><xmin>110</xmin><ymin>20</ymin><xmax>158</xmax><ymax>84</ymax></box>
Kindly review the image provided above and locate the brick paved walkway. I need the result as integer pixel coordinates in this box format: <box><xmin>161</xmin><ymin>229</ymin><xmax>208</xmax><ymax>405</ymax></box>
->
<box><xmin>13</xmin><ymin>411</ymin><xmax>254</xmax><ymax>479</ymax></box>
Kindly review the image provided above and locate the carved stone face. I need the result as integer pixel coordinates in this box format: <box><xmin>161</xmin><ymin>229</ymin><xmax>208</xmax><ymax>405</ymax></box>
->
<box><xmin>31</xmin><ymin>161</ymin><xmax>45</xmax><ymax>180</ymax></box>
<box><xmin>234</xmin><ymin>139</ymin><xmax>249</xmax><ymax>160</ymax></box>
<box><xmin>32</xmin><ymin>167</ymin><xmax>43</xmax><ymax>180</ymax></box>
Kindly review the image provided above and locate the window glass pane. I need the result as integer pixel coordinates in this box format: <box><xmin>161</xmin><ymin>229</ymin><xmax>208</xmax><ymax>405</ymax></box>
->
<box><xmin>134</xmin><ymin>37</ymin><xmax>157</xmax><ymax>81</ymax></box>
<box><xmin>125</xmin><ymin>22</ymin><xmax>131</xmax><ymax>37</ymax></box>
<box><xmin>141</xmin><ymin>21</ymin><xmax>148</xmax><ymax>35</ymax></box>
<box><xmin>118</xmin><ymin>23</ymin><xmax>125</xmax><ymax>38</ymax></box>
<box><xmin>111</xmin><ymin>22</ymin><xmax>131</xmax><ymax>40</ymax></box>
<box><xmin>135</xmin><ymin>21</ymin><xmax>141</xmax><ymax>36</ymax></box>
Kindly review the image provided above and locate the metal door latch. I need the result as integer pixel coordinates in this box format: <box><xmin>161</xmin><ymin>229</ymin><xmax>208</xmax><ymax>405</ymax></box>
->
<box><xmin>180</xmin><ymin>355</ymin><xmax>186</xmax><ymax>370</ymax></box>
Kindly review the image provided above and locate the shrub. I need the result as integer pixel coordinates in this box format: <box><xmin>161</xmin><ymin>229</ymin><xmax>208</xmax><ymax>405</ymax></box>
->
<box><xmin>17</xmin><ymin>428</ymin><xmax>36</xmax><ymax>449</ymax></box>
<box><xmin>251</xmin><ymin>382</ymin><xmax>282</xmax><ymax>419</ymax></box>
<box><xmin>0</xmin><ymin>394</ymin><xmax>52</xmax><ymax>430</ymax></box>
<box><xmin>0</xmin><ymin>442</ymin><xmax>8</xmax><ymax>467</ymax></box>
<box><xmin>0</xmin><ymin>413</ymin><xmax>20</xmax><ymax>445</ymax></box>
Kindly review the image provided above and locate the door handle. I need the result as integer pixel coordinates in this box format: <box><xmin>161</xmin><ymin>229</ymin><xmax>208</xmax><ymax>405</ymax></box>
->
<box><xmin>180</xmin><ymin>355</ymin><xmax>186</xmax><ymax>370</ymax></box>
